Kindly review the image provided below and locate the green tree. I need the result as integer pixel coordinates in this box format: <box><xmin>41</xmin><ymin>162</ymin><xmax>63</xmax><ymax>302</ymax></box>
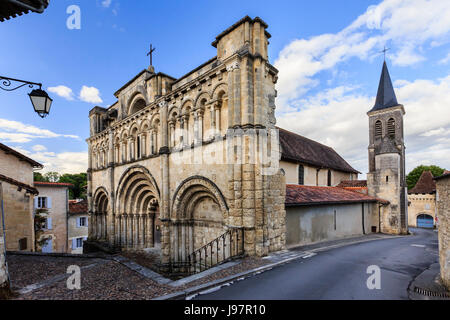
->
<box><xmin>33</xmin><ymin>172</ymin><xmax>46</xmax><ymax>182</ymax></box>
<box><xmin>406</xmin><ymin>165</ymin><xmax>446</xmax><ymax>190</ymax></box>
<box><xmin>44</xmin><ymin>172</ymin><xmax>60</xmax><ymax>183</ymax></box>
<box><xmin>59</xmin><ymin>173</ymin><xmax>87</xmax><ymax>200</ymax></box>
<box><xmin>34</xmin><ymin>208</ymin><xmax>51</xmax><ymax>252</ymax></box>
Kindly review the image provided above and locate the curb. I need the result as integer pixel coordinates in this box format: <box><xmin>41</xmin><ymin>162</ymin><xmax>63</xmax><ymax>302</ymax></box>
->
<box><xmin>6</xmin><ymin>250</ymin><xmax>109</xmax><ymax>260</ymax></box>
<box><xmin>152</xmin><ymin>234</ymin><xmax>403</xmax><ymax>300</ymax></box>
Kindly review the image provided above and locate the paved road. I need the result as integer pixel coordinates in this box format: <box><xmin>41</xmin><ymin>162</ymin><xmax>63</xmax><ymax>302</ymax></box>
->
<box><xmin>195</xmin><ymin>228</ymin><xmax>438</xmax><ymax>300</ymax></box>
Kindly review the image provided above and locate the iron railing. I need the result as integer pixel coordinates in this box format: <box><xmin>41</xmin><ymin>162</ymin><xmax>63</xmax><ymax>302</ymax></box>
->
<box><xmin>168</xmin><ymin>227</ymin><xmax>244</xmax><ymax>276</ymax></box>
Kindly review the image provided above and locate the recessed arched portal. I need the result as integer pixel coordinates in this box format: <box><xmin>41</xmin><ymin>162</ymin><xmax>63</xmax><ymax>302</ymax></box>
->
<box><xmin>93</xmin><ymin>187</ymin><xmax>109</xmax><ymax>241</ymax></box>
<box><xmin>116</xmin><ymin>166</ymin><xmax>160</xmax><ymax>249</ymax></box>
<box><xmin>171</xmin><ymin>176</ymin><xmax>228</xmax><ymax>262</ymax></box>
<box><xmin>417</xmin><ymin>214</ymin><xmax>434</xmax><ymax>229</ymax></box>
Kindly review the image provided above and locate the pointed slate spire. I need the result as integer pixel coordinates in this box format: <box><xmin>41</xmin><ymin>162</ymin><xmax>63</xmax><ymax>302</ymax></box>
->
<box><xmin>370</xmin><ymin>61</ymin><xmax>399</xmax><ymax>112</ymax></box>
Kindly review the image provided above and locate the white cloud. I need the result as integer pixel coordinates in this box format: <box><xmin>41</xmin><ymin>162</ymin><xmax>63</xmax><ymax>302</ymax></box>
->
<box><xmin>32</xmin><ymin>144</ymin><xmax>47</xmax><ymax>152</ymax></box>
<box><xmin>47</xmin><ymin>85</ymin><xmax>74</xmax><ymax>101</ymax></box>
<box><xmin>274</xmin><ymin>0</ymin><xmax>450</xmax><ymax>111</ymax></box>
<box><xmin>101</xmin><ymin>0</ymin><xmax>112</xmax><ymax>8</ymax></box>
<box><xmin>11</xmin><ymin>146</ymin><xmax>88</xmax><ymax>174</ymax></box>
<box><xmin>0</xmin><ymin>118</ymin><xmax>79</xmax><ymax>143</ymax></box>
<box><xmin>79</xmin><ymin>86</ymin><xmax>103</xmax><ymax>104</ymax></box>
<box><xmin>277</xmin><ymin>75</ymin><xmax>450</xmax><ymax>175</ymax></box>
<box><xmin>439</xmin><ymin>52</ymin><xmax>450</xmax><ymax>65</ymax></box>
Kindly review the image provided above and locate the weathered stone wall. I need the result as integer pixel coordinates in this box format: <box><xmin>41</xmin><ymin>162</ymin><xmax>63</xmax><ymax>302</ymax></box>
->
<box><xmin>87</xmin><ymin>17</ymin><xmax>285</xmax><ymax>266</ymax></box>
<box><xmin>68</xmin><ymin>213</ymin><xmax>88</xmax><ymax>254</ymax></box>
<box><xmin>280</xmin><ymin>160</ymin><xmax>355</xmax><ymax>186</ymax></box>
<box><xmin>286</xmin><ymin>202</ymin><xmax>374</xmax><ymax>247</ymax></box>
<box><xmin>407</xmin><ymin>193</ymin><xmax>436</xmax><ymax>228</ymax></box>
<box><xmin>0</xmin><ymin>231</ymin><xmax>8</xmax><ymax>296</ymax></box>
<box><xmin>367</xmin><ymin>106</ymin><xmax>408</xmax><ymax>235</ymax></box>
<box><xmin>435</xmin><ymin>176</ymin><xmax>450</xmax><ymax>289</ymax></box>
<box><xmin>36</xmin><ymin>186</ymin><xmax>69</xmax><ymax>253</ymax></box>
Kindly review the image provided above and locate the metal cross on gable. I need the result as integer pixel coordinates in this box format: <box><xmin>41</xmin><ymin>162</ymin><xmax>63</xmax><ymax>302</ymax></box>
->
<box><xmin>379</xmin><ymin>46</ymin><xmax>390</xmax><ymax>61</ymax></box>
<box><xmin>147</xmin><ymin>44</ymin><xmax>156</xmax><ymax>66</ymax></box>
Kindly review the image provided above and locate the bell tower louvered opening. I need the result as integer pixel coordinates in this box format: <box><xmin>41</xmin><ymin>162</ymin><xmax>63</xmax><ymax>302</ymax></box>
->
<box><xmin>387</xmin><ymin>118</ymin><xmax>395</xmax><ymax>138</ymax></box>
<box><xmin>375</xmin><ymin>120</ymin><xmax>382</xmax><ymax>138</ymax></box>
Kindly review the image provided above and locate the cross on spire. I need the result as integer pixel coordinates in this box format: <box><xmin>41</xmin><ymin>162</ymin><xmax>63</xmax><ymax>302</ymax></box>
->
<box><xmin>379</xmin><ymin>46</ymin><xmax>390</xmax><ymax>61</ymax></box>
<box><xmin>147</xmin><ymin>44</ymin><xmax>156</xmax><ymax>66</ymax></box>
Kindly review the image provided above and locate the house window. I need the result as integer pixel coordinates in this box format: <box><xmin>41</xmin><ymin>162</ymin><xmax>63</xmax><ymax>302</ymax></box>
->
<box><xmin>375</xmin><ymin>120</ymin><xmax>382</xmax><ymax>138</ymax></box>
<box><xmin>38</xmin><ymin>197</ymin><xmax>47</xmax><ymax>208</ymax></box>
<box><xmin>76</xmin><ymin>238</ymin><xmax>83</xmax><ymax>248</ymax></box>
<box><xmin>19</xmin><ymin>238</ymin><xmax>27</xmax><ymax>251</ymax></box>
<box><xmin>327</xmin><ymin>170</ymin><xmax>332</xmax><ymax>186</ymax></box>
<box><xmin>77</xmin><ymin>217</ymin><xmax>87</xmax><ymax>227</ymax></box>
<box><xmin>43</xmin><ymin>218</ymin><xmax>52</xmax><ymax>230</ymax></box>
<box><xmin>298</xmin><ymin>165</ymin><xmax>304</xmax><ymax>185</ymax></box>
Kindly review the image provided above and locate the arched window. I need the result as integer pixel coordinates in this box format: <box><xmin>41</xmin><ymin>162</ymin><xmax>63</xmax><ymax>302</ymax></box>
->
<box><xmin>387</xmin><ymin>118</ymin><xmax>395</xmax><ymax>138</ymax></box>
<box><xmin>375</xmin><ymin>120</ymin><xmax>382</xmax><ymax>138</ymax></box>
<box><xmin>129</xmin><ymin>98</ymin><xmax>146</xmax><ymax>115</ymax></box>
<box><xmin>137</xmin><ymin>136</ymin><xmax>141</xmax><ymax>158</ymax></box>
<box><xmin>298</xmin><ymin>165</ymin><xmax>304</xmax><ymax>185</ymax></box>
<box><xmin>327</xmin><ymin>170</ymin><xmax>332</xmax><ymax>186</ymax></box>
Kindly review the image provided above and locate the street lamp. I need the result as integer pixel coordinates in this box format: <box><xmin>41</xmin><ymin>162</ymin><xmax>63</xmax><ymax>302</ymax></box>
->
<box><xmin>28</xmin><ymin>89</ymin><xmax>52</xmax><ymax>118</ymax></box>
<box><xmin>0</xmin><ymin>75</ymin><xmax>53</xmax><ymax>118</ymax></box>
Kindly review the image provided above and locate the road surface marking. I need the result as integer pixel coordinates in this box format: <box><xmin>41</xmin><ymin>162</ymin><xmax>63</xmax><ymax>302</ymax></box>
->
<box><xmin>411</xmin><ymin>244</ymin><xmax>425</xmax><ymax>248</ymax></box>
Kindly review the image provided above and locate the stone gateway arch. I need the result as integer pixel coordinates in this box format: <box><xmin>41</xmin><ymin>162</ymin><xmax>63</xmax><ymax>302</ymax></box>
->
<box><xmin>86</xmin><ymin>16</ymin><xmax>286</xmax><ymax>270</ymax></box>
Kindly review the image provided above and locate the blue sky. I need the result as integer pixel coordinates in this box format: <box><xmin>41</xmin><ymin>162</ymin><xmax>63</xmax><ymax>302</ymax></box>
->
<box><xmin>0</xmin><ymin>0</ymin><xmax>449</xmax><ymax>175</ymax></box>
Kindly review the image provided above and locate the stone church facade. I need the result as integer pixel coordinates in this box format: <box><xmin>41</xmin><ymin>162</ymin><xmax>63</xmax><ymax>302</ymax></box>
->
<box><xmin>87</xmin><ymin>16</ymin><xmax>286</xmax><ymax>267</ymax></box>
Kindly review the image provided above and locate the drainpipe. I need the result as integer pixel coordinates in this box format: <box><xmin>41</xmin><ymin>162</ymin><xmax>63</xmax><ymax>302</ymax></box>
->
<box><xmin>362</xmin><ymin>203</ymin><xmax>365</xmax><ymax>235</ymax></box>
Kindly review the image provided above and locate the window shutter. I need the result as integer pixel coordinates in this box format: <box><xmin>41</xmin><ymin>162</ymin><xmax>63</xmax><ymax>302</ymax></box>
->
<box><xmin>47</xmin><ymin>217</ymin><xmax>52</xmax><ymax>230</ymax></box>
<box><xmin>72</xmin><ymin>238</ymin><xmax>76</xmax><ymax>249</ymax></box>
<box><xmin>34</xmin><ymin>197</ymin><xmax>38</xmax><ymax>209</ymax></box>
<box><xmin>76</xmin><ymin>217</ymin><xmax>80</xmax><ymax>228</ymax></box>
<box><xmin>47</xmin><ymin>197</ymin><xmax>52</xmax><ymax>209</ymax></box>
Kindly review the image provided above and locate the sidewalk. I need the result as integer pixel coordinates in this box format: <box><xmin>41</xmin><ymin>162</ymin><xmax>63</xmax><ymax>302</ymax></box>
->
<box><xmin>409</xmin><ymin>262</ymin><xmax>450</xmax><ymax>300</ymax></box>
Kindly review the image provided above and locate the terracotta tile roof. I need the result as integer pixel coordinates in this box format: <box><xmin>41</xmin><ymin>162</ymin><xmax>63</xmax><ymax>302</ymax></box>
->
<box><xmin>0</xmin><ymin>142</ymin><xmax>43</xmax><ymax>168</ymax></box>
<box><xmin>34</xmin><ymin>182</ymin><xmax>73</xmax><ymax>187</ymax></box>
<box><xmin>409</xmin><ymin>171</ymin><xmax>436</xmax><ymax>194</ymax></box>
<box><xmin>69</xmin><ymin>199</ymin><xmax>88</xmax><ymax>214</ymax></box>
<box><xmin>0</xmin><ymin>173</ymin><xmax>38</xmax><ymax>195</ymax></box>
<box><xmin>286</xmin><ymin>184</ymin><xmax>388</xmax><ymax>206</ymax></box>
<box><xmin>337</xmin><ymin>180</ymin><xmax>367</xmax><ymax>188</ymax></box>
<box><xmin>278</xmin><ymin>127</ymin><xmax>360</xmax><ymax>174</ymax></box>
<box><xmin>340</xmin><ymin>187</ymin><xmax>369</xmax><ymax>195</ymax></box>
<box><xmin>434</xmin><ymin>171</ymin><xmax>450</xmax><ymax>181</ymax></box>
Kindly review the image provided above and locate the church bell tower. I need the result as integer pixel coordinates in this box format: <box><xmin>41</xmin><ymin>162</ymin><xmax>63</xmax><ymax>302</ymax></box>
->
<box><xmin>367</xmin><ymin>61</ymin><xmax>408</xmax><ymax>235</ymax></box>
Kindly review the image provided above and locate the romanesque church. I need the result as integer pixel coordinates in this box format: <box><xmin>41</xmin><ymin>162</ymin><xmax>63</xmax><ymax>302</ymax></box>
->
<box><xmin>86</xmin><ymin>16</ymin><xmax>407</xmax><ymax>273</ymax></box>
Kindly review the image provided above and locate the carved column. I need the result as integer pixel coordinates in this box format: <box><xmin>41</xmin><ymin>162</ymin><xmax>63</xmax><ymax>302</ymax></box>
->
<box><xmin>214</xmin><ymin>102</ymin><xmax>221</xmax><ymax>137</ymax></box>
<box><xmin>169</xmin><ymin>120</ymin><xmax>175</xmax><ymax>148</ymax></box>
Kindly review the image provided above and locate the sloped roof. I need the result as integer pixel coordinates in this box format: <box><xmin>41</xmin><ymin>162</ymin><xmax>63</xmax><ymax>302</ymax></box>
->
<box><xmin>285</xmin><ymin>184</ymin><xmax>388</xmax><ymax>206</ymax></box>
<box><xmin>278</xmin><ymin>127</ymin><xmax>360</xmax><ymax>174</ymax></box>
<box><xmin>0</xmin><ymin>0</ymin><xmax>49</xmax><ymax>22</ymax></box>
<box><xmin>0</xmin><ymin>173</ymin><xmax>38</xmax><ymax>195</ymax></box>
<box><xmin>409</xmin><ymin>171</ymin><xmax>436</xmax><ymax>194</ymax></box>
<box><xmin>337</xmin><ymin>180</ymin><xmax>367</xmax><ymax>188</ymax></box>
<box><xmin>369</xmin><ymin>61</ymin><xmax>400</xmax><ymax>112</ymax></box>
<box><xmin>0</xmin><ymin>142</ymin><xmax>43</xmax><ymax>168</ymax></box>
<box><xmin>69</xmin><ymin>199</ymin><xmax>88</xmax><ymax>214</ymax></box>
